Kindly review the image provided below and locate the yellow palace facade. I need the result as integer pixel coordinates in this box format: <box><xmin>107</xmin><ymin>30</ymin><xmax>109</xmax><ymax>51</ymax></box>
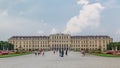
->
<box><xmin>8</xmin><ymin>34</ymin><xmax>113</xmax><ymax>52</ymax></box>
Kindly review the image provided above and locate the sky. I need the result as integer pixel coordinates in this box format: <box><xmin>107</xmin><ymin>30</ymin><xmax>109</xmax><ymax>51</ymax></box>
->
<box><xmin>0</xmin><ymin>0</ymin><xmax>120</xmax><ymax>41</ymax></box>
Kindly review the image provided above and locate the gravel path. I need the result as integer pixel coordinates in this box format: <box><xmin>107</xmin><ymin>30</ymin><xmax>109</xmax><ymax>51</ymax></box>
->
<box><xmin>0</xmin><ymin>51</ymin><xmax>120</xmax><ymax>68</ymax></box>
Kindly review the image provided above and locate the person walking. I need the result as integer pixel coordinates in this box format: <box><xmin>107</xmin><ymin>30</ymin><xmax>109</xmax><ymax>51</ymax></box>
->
<box><xmin>53</xmin><ymin>50</ymin><xmax>55</xmax><ymax>54</ymax></box>
<box><xmin>59</xmin><ymin>49</ymin><xmax>61</xmax><ymax>57</ymax></box>
<box><xmin>81</xmin><ymin>49</ymin><xmax>85</xmax><ymax>56</ymax></box>
<box><xmin>34</xmin><ymin>50</ymin><xmax>37</xmax><ymax>56</ymax></box>
<box><xmin>42</xmin><ymin>50</ymin><xmax>45</xmax><ymax>56</ymax></box>
<box><xmin>61</xmin><ymin>49</ymin><xmax>64</xmax><ymax>57</ymax></box>
<box><xmin>38</xmin><ymin>50</ymin><xmax>41</xmax><ymax>55</ymax></box>
<box><xmin>65</xmin><ymin>49</ymin><xmax>68</xmax><ymax>56</ymax></box>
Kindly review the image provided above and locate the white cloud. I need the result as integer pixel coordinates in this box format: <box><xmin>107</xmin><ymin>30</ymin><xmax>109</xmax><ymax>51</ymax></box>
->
<box><xmin>77</xmin><ymin>0</ymin><xmax>89</xmax><ymax>5</ymax></box>
<box><xmin>64</xmin><ymin>0</ymin><xmax>104</xmax><ymax>34</ymax></box>
<box><xmin>0</xmin><ymin>15</ymin><xmax>50</xmax><ymax>40</ymax></box>
<box><xmin>1</xmin><ymin>10</ymin><xmax>8</xmax><ymax>16</ymax></box>
<box><xmin>10</xmin><ymin>0</ymin><xmax>27</xmax><ymax>2</ymax></box>
<box><xmin>37</xmin><ymin>30</ymin><xmax>44</xmax><ymax>34</ymax></box>
<box><xmin>116</xmin><ymin>29</ymin><xmax>120</xmax><ymax>35</ymax></box>
<box><xmin>50</xmin><ymin>28</ymin><xmax>58</xmax><ymax>34</ymax></box>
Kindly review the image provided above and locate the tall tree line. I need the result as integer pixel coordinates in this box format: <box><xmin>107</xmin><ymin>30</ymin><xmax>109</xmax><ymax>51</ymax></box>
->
<box><xmin>107</xmin><ymin>42</ymin><xmax>120</xmax><ymax>50</ymax></box>
<box><xmin>0</xmin><ymin>41</ymin><xmax>14</xmax><ymax>50</ymax></box>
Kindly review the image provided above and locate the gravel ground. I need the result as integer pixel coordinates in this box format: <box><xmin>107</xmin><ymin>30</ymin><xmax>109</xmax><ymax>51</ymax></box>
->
<box><xmin>0</xmin><ymin>51</ymin><xmax>120</xmax><ymax>68</ymax></box>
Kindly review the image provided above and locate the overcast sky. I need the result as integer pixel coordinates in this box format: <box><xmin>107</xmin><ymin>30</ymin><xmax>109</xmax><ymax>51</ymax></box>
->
<box><xmin>0</xmin><ymin>0</ymin><xmax>120</xmax><ymax>41</ymax></box>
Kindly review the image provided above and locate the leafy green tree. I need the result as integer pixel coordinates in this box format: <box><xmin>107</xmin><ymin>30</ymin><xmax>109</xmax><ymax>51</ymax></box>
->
<box><xmin>107</xmin><ymin>42</ymin><xmax>120</xmax><ymax>50</ymax></box>
<box><xmin>0</xmin><ymin>41</ymin><xmax>14</xmax><ymax>50</ymax></box>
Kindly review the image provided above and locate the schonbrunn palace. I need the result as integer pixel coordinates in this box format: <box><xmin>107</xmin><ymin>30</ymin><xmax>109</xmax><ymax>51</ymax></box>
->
<box><xmin>8</xmin><ymin>34</ymin><xmax>113</xmax><ymax>52</ymax></box>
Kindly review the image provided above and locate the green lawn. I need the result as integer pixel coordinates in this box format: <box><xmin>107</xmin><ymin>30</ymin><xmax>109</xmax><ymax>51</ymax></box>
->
<box><xmin>0</xmin><ymin>52</ymin><xmax>32</xmax><ymax>58</ymax></box>
<box><xmin>92</xmin><ymin>53</ymin><xmax>120</xmax><ymax>57</ymax></box>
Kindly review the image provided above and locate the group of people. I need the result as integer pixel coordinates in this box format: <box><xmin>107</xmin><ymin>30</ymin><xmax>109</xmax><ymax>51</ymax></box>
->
<box><xmin>59</xmin><ymin>49</ymin><xmax>68</xmax><ymax>57</ymax></box>
<box><xmin>34</xmin><ymin>49</ymin><xmax>87</xmax><ymax>57</ymax></box>
<box><xmin>81</xmin><ymin>49</ymin><xmax>85</xmax><ymax>56</ymax></box>
<box><xmin>34</xmin><ymin>49</ymin><xmax>44</xmax><ymax>56</ymax></box>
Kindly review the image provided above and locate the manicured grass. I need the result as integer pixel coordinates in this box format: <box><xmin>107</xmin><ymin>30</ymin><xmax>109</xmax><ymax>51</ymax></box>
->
<box><xmin>0</xmin><ymin>52</ymin><xmax>32</xmax><ymax>58</ymax></box>
<box><xmin>92</xmin><ymin>53</ymin><xmax>120</xmax><ymax>57</ymax></box>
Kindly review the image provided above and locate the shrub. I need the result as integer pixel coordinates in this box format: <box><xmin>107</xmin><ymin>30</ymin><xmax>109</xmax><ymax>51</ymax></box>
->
<box><xmin>1</xmin><ymin>51</ymin><xmax>9</xmax><ymax>55</ymax></box>
<box><xmin>106</xmin><ymin>50</ymin><xmax>114</xmax><ymax>54</ymax></box>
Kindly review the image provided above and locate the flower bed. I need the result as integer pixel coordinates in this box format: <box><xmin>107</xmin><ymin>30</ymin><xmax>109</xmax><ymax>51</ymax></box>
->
<box><xmin>106</xmin><ymin>50</ymin><xmax>120</xmax><ymax>56</ymax></box>
<box><xmin>0</xmin><ymin>51</ymin><xmax>32</xmax><ymax>58</ymax></box>
<box><xmin>0</xmin><ymin>51</ymin><xmax>15</xmax><ymax>55</ymax></box>
<box><xmin>106</xmin><ymin>50</ymin><xmax>114</xmax><ymax>54</ymax></box>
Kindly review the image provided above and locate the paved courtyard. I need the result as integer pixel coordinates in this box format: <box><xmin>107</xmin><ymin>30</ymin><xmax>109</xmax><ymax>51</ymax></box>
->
<box><xmin>0</xmin><ymin>51</ymin><xmax>120</xmax><ymax>68</ymax></box>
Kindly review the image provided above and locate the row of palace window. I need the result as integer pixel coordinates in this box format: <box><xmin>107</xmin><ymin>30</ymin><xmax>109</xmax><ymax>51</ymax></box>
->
<box><xmin>11</xmin><ymin>40</ymin><xmax>110</xmax><ymax>44</ymax></box>
<box><xmin>12</xmin><ymin>41</ymin><xmax>49</xmax><ymax>44</ymax></box>
<box><xmin>16</xmin><ymin>45</ymin><xmax>49</xmax><ymax>48</ymax></box>
<box><xmin>71</xmin><ymin>45</ymin><xmax>106</xmax><ymax>47</ymax></box>
<box><xmin>51</xmin><ymin>41</ymin><xmax>69</xmax><ymax>43</ymax></box>
<box><xmin>71</xmin><ymin>40</ymin><xmax>110</xmax><ymax>44</ymax></box>
<box><xmin>50</xmin><ymin>36</ymin><xmax>69</xmax><ymax>39</ymax></box>
<box><xmin>74</xmin><ymin>48</ymin><xmax>106</xmax><ymax>50</ymax></box>
<box><xmin>13</xmin><ymin>38</ymin><xmax>49</xmax><ymax>40</ymax></box>
<box><xmin>73</xmin><ymin>37</ymin><xmax>109</xmax><ymax>39</ymax></box>
<box><xmin>52</xmin><ymin>45</ymin><xmax>68</xmax><ymax>47</ymax></box>
<box><xmin>15</xmin><ymin>44</ymin><xmax>106</xmax><ymax>48</ymax></box>
<box><xmin>52</xmin><ymin>46</ymin><xmax>68</xmax><ymax>48</ymax></box>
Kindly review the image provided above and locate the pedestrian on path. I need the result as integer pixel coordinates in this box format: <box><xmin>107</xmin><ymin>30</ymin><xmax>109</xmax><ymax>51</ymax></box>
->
<box><xmin>61</xmin><ymin>49</ymin><xmax>64</xmax><ymax>57</ymax></box>
<box><xmin>65</xmin><ymin>49</ymin><xmax>68</xmax><ymax>56</ymax></box>
<box><xmin>38</xmin><ymin>50</ymin><xmax>41</xmax><ymax>55</ymax></box>
<box><xmin>81</xmin><ymin>49</ymin><xmax>85</xmax><ymax>56</ymax></box>
<box><xmin>59</xmin><ymin>49</ymin><xmax>61</xmax><ymax>57</ymax></box>
<box><xmin>34</xmin><ymin>51</ymin><xmax>37</xmax><ymax>56</ymax></box>
<box><xmin>53</xmin><ymin>50</ymin><xmax>55</xmax><ymax>54</ymax></box>
<box><xmin>42</xmin><ymin>50</ymin><xmax>45</xmax><ymax>56</ymax></box>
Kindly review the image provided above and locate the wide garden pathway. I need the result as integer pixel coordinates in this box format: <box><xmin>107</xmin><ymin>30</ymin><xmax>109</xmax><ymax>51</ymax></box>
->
<box><xmin>0</xmin><ymin>51</ymin><xmax>120</xmax><ymax>68</ymax></box>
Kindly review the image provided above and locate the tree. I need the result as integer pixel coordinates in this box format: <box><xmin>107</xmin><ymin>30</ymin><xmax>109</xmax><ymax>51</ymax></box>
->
<box><xmin>107</xmin><ymin>42</ymin><xmax>120</xmax><ymax>51</ymax></box>
<box><xmin>0</xmin><ymin>41</ymin><xmax>14</xmax><ymax>50</ymax></box>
